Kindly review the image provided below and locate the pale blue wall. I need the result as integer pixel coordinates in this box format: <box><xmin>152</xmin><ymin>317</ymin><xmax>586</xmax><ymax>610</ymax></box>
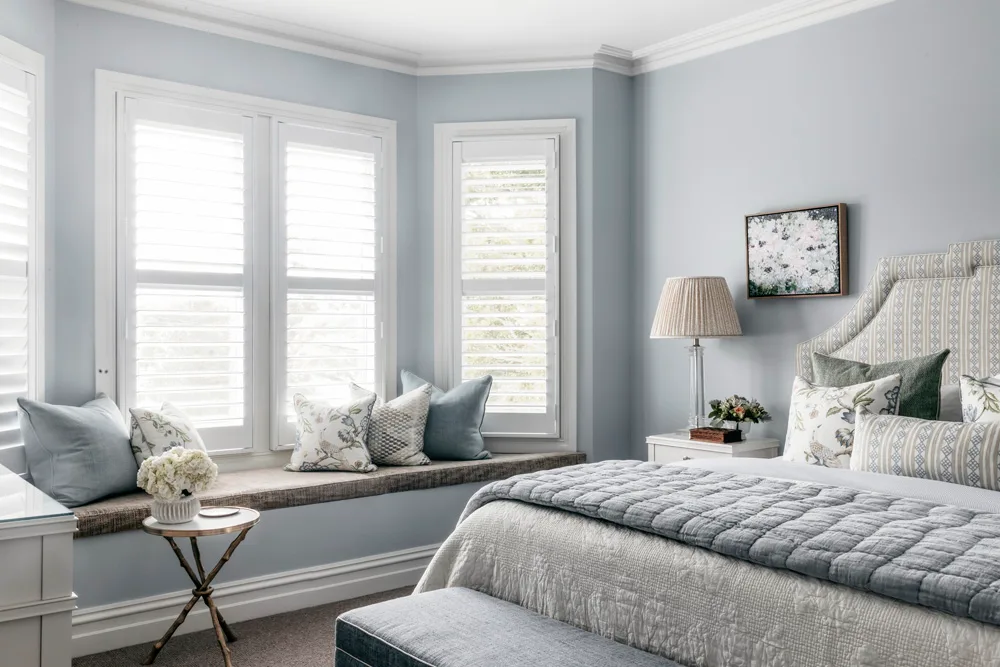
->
<box><xmin>631</xmin><ymin>0</ymin><xmax>1000</xmax><ymax>457</ymax></box>
<box><xmin>591</xmin><ymin>69</ymin><xmax>633</xmax><ymax>461</ymax></box>
<box><xmin>52</xmin><ymin>0</ymin><xmax>420</xmax><ymax>404</ymax></box>
<box><xmin>1</xmin><ymin>0</ymin><xmax>54</xmax><ymax>50</ymax></box>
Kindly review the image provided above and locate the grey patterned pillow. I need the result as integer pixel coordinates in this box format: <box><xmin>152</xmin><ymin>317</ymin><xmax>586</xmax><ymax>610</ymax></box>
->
<box><xmin>852</xmin><ymin>411</ymin><xmax>1000</xmax><ymax>491</ymax></box>
<box><xmin>351</xmin><ymin>383</ymin><xmax>433</xmax><ymax>466</ymax></box>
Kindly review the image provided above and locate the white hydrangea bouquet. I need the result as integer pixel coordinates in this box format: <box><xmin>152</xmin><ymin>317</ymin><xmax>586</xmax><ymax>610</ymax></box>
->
<box><xmin>138</xmin><ymin>448</ymin><xmax>218</xmax><ymax>524</ymax></box>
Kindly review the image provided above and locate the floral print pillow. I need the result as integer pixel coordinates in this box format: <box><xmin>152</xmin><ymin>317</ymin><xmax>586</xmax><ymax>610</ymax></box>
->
<box><xmin>960</xmin><ymin>375</ymin><xmax>1000</xmax><ymax>423</ymax></box>
<box><xmin>783</xmin><ymin>374</ymin><xmax>902</xmax><ymax>469</ymax></box>
<box><xmin>129</xmin><ymin>402</ymin><xmax>207</xmax><ymax>467</ymax></box>
<box><xmin>285</xmin><ymin>393</ymin><xmax>377</xmax><ymax>473</ymax></box>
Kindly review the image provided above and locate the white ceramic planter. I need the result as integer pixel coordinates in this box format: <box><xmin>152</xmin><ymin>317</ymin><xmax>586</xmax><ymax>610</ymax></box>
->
<box><xmin>151</xmin><ymin>496</ymin><xmax>201</xmax><ymax>524</ymax></box>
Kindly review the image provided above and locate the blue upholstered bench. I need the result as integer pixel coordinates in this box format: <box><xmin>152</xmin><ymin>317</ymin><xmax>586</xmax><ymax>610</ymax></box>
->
<box><xmin>335</xmin><ymin>588</ymin><xmax>679</xmax><ymax>667</ymax></box>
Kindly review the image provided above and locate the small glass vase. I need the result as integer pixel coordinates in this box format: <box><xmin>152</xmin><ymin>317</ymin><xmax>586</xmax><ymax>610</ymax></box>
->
<box><xmin>151</xmin><ymin>495</ymin><xmax>201</xmax><ymax>524</ymax></box>
<box><xmin>724</xmin><ymin>421</ymin><xmax>751</xmax><ymax>441</ymax></box>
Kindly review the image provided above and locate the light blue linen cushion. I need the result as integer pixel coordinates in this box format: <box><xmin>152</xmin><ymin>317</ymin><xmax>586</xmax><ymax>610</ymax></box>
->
<box><xmin>18</xmin><ymin>394</ymin><xmax>138</xmax><ymax>507</ymax></box>
<box><xmin>400</xmin><ymin>370</ymin><xmax>492</xmax><ymax>461</ymax></box>
<box><xmin>336</xmin><ymin>587</ymin><xmax>678</xmax><ymax>667</ymax></box>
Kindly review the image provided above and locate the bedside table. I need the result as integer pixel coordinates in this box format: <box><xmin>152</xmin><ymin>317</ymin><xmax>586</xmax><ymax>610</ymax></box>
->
<box><xmin>647</xmin><ymin>432</ymin><xmax>780</xmax><ymax>464</ymax></box>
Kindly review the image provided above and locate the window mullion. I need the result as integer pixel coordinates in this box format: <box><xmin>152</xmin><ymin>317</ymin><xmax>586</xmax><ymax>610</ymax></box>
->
<box><xmin>251</xmin><ymin>114</ymin><xmax>271</xmax><ymax>454</ymax></box>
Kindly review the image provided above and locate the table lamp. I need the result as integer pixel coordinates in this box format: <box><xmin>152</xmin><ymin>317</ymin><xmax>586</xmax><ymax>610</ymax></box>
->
<box><xmin>649</xmin><ymin>276</ymin><xmax>742</xmax><ymax>429</ymax></box>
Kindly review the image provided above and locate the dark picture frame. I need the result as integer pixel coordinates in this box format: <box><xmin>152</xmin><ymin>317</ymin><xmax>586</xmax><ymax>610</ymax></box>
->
<box><xmin>745</xmin><ymin>203</ymin><xmax>848</xmax><ymax>299</ymax></box>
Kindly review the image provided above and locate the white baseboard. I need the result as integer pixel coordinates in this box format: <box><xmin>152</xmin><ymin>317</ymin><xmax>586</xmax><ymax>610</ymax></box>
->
<box><xmin>71</xmin><ymin>543</ymin><xmax>440</xmax><ymax>658</ymax></box>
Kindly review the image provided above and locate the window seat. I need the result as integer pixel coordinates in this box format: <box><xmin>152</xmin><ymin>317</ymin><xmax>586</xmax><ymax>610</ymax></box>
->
<box><xmin>73</xmin><ymin>452</ymin><xmax>585</xmax><ymax>538</ymax></box>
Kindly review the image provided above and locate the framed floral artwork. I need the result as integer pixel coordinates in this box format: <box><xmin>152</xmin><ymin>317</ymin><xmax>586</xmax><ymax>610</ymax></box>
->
<box><xmin>745</xmin><ymin>204</ymin><xmax>848</xmax><ymax>299</ymax></box>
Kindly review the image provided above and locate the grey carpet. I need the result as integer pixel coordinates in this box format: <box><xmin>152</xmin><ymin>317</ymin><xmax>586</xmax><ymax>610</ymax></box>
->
<box><xmin>74</xmin><ymin>587</ymin><xmax>413</xmax><ymax>667</ymax></box>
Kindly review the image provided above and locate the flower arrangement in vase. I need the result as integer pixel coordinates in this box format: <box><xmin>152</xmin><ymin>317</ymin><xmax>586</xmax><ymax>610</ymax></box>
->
<box><xmin>707</xmin><ymin>395</ymin><xmax>771</xmax><ymax>440</ymax></box>
<box><xmin>138</xmin><ymin>448</ymin><xmax>219</xmax><ymax>524</ymax></box>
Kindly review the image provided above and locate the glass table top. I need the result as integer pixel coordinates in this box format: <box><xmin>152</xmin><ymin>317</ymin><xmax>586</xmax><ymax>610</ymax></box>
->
<box><xmin>0</xmin><ymin>465</ymin><xmax>73</xmax><ymax>524</ymax></box>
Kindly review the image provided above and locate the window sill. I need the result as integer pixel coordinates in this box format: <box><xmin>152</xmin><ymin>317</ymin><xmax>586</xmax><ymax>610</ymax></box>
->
<box><xmin>72</xmin><ymin>452</ymin><xmax>585</xmax><ymax>538</ymax></box>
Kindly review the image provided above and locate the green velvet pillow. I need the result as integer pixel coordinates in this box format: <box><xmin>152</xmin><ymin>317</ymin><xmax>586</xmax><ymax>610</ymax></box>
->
<box><xmin>812</xmin><ymin>350</ymin><xmax>950</xmax><ymax>421</ymax></box>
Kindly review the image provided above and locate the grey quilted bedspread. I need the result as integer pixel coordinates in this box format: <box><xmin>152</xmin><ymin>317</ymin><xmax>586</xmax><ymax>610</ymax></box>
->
<box><xmin>461</xmin><ymin>460</ymin><xmax>1000</xmax><ymax>626</ymax></box>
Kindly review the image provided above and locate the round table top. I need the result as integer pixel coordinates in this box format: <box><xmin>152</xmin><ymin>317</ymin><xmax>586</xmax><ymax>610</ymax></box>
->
<box><xmin>142</xmin><ymin>507</ymin><xmax>260</xmax><ymax>537</ymax></box>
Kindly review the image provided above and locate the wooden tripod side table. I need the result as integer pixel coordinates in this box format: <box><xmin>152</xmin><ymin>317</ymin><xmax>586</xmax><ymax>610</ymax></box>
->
<box><xmin>141</xmin><ymin>507</ymin><xmax>260</xmax><ymax>667</ymax></box>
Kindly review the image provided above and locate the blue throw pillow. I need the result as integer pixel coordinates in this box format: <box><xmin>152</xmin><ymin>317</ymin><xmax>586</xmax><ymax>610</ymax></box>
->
<box><xmin>18</xmin><ymin>394</ymin><xmax>138</xmax><ymax>508</ymax></box>
<box><xmin>400</xmin><ymin>370</ymin><xmax>492</xmax><ymax>461</ymax></box>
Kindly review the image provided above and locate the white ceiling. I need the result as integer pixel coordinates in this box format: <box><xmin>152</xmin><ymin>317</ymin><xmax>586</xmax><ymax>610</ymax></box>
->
<box><xmin>151</xmin><ymin>0</ymin><xmax>777</xmax><ymax>60</ymax></box>
<box><xmin>72</xmin><ymin>0</ymin><xmax>894</xmax><ymax>74</ymax></box>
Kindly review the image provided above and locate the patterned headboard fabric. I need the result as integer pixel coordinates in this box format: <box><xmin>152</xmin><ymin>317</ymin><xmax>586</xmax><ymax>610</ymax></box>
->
<box><xmin>797</xmin><ymin>240</ymin><xmax>1000</xmax><ymax>385</ymax></box>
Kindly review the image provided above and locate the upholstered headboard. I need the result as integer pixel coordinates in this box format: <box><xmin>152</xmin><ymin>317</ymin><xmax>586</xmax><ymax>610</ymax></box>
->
<box><xmin>797</xmin><ymin>240</ymin><xmax>1000</xmax><ymax>384</ymax></box>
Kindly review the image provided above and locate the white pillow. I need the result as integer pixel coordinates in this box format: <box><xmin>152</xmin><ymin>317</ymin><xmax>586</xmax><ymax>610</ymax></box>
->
<box><xmin>783</xmin><ymin>374</ymin><xmax>902</xmax><ymax>469</ymax></box>
<box><xmin>285</xmin><ymin>393</ymin><xmax>377</xmax><ymax>473</ymax></box>
<box><xmin>938</xmin><ymin>385</ymin><xmax>963</xmax><ymax>422</ymax></box>
<box><xmin>960</xmin><ymin>375</ymin><xmax>1000</xmax><ymax>423</ymax></box>
<box><xmin>129</xmin><ymin>402</ymin><xmax>207</xmax><ymax>466</ymax></box>
<box><xmin>350</xmin><ymin>383</ymin><xmax>433</xmax><ymax>466</ymax></box>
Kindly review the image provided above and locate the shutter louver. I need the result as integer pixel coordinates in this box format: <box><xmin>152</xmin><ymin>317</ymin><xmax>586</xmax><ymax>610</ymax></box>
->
<box><xmin>0</xmin><ymin>66</ymin><xmax>33</xmax><ymax>453</ymax></box>
<box><xmin>276</xmin><ymin>125</ymin><xmax>382</xmax><ymax>438</ymax></box>
<box><xmin>126</xmin><ymin>100</ymin><xmax>252</xmax><ymax>450</ymax></box>
<box><xmin>456</xmin><ymin>140</ymin><xmax>558</xmax><ymax>437</ymax></box>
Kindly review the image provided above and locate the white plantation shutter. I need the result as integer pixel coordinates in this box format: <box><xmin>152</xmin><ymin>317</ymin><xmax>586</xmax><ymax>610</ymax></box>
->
<box><xmin>0</xmin><ymin>59</ymin><xmax>39</xmax><ymax>461</ymax></box>
<box><xmin>123</xmin><ymin>98</ymin><xmax>253</xmax><ymax>452</ymax></box>
<box><xmin>453</xmin><ymin>138</ymin><xmax>559</xmax><ymax>437</ymax></box>
<box><xmin>275</xmin><ymin>122</ymin><xmax>383</xmax><ymax>446</ymax></box>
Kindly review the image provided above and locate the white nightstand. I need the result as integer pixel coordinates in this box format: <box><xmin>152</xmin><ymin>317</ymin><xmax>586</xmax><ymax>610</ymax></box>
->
<box><xmin>647</xmin><ymin>432</ymin><xmax>780</xmax><ymax>464</ymax></box>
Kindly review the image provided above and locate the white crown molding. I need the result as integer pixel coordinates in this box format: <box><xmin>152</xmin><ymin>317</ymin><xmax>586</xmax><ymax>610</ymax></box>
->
<box><xmin>66</xmin><ymin>0</ymin><xmax>421</xmax><ymax>75</ymax></box>
<box><xmin>593</xmin><ymin>45</ymin><xmax>635</xmax><ymax>77</ymax></box>
<box><xmin>67</xmin><ymin>0</ymin><xmax>897</xmax><ymax>77</ymax></box>
<box><xmin>419</xmin><ymin>45</ymin><xmax>633</xmax><ymax>77</ymax></box>
<box><xmin>632</xmin><ymin>0</ymin><xmax>897</xmax><ymax>74</ymax></box>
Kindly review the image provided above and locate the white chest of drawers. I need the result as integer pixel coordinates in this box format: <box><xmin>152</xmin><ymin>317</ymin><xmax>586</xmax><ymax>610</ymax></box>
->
<box><xmin>0</xmin><ymin>466</ymin><xmax>76</xmax><ymax>667</ymax></box>
<box><xmin>647</xmin><ymin>432</ymin><xmax>780</xmax><ymax>464</ymax></box>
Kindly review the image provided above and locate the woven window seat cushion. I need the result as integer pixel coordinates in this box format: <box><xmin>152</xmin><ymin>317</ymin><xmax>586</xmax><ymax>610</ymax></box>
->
<box><xmin>335</xmin><ymin>588</ymin><xmax>677</xmax><ymax>667</ymax></box>
<box><xmin>71</xmin><ymin>452</ymin><xmax>584</xmax><ymax>538</ymax></box>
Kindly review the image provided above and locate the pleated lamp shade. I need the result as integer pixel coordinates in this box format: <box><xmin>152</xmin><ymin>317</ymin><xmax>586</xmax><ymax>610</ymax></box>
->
<box><xmin>649</xmin><ymin>276</ymin><xmax>742</xmax><ymax>339</ymax></box>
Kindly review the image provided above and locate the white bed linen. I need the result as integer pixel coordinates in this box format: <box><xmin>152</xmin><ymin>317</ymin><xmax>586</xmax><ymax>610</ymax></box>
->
<box><xmin>416</xmin><ymin>459</ymin><xmax>1000</xmax><ymax>667</ymax></box>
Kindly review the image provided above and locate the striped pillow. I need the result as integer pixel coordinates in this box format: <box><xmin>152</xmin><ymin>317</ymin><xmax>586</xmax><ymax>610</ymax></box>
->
<box><xmin>852</xmin><ymin>412</ymin><xmax>1000</xmax><ymax>490</ymax></box>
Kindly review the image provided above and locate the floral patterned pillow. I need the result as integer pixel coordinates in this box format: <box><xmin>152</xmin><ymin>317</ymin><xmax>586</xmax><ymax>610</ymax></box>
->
<box><xmin>285</xmin><ymin>393</ymin><xmax>377</xmax><ymax>473</ymax></box>
<box><xmin>129</xmin><ymin>402</ymin><xmax>207</xmax><ymax>467</ymax></box>
<box><xmin>960</xmin><ymin>375</ymin><xmax>1000</xmax><ymax>423</ymax></box>
<box><xmin>783</xmin><ymin>374</ymin><xmax>902</xmax><ymax>468</ymax></box>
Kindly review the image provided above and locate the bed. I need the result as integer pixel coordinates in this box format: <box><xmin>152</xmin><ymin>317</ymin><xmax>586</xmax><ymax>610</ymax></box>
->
<box><xmin>415</xmin><ymin>240</ymin><xmax>1000</xmax><ymax>667</ymax></box>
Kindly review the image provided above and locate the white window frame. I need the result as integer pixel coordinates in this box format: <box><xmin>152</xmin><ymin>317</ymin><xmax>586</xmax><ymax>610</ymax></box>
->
<box><xmin>95</xmin><ymin>71</ymin><xmax>396</xmax><ymax>468</ymax></box>
<box><xmin>0</xmin><ymin>37</ymin><xmax>45</xmax><ymax>475</ymax></box>
<box><xmin>433</xmin><ymin>120</ymin><xmax>577</xmax><ymax>454</ymax></box>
